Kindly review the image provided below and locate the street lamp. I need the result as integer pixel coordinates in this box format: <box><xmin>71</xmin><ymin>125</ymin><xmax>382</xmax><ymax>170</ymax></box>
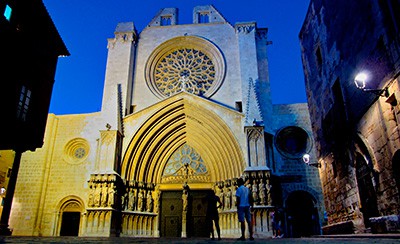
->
<box><xmin>354</xmin><ymin>72</ymin><xmax>389</xmax><ymax>97</ymax></box>
<box><xmin>302</xmin><ymin>154</ymin><xmax>321</xmax><ymax>168</ymax></box>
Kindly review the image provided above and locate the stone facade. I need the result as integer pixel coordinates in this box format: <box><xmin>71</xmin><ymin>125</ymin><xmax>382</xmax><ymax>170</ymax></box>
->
<box><xmin>3</xmin><ymin>5</ymin><xmax>323</xmax><ymax>238</ymax></box>
<box><xmin>300</xmin><ymin>0</ymin><xmax>400</xmax><ymax>234</ymax></box>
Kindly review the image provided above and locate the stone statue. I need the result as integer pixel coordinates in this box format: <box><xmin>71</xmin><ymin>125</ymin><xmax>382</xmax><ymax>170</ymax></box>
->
<box><xmin>154</xmin><ymin>190</ymin><xmax>161</xmax><ymax>213</ymax></box>
<box><xmin>252</xmin><ymin>180</ymin><xmax>259</xmax><ymax>204</ymax></box>
<box><xmin>259</xmin><ymin>180</ymin><xmax>266</xmax><ymax>205</ymax></box>
<box><xmin>182</xmin><ymin>188</ymin><xmax>188</xmax><ymax>212</ymax></box>
<box><xmin>107</xmin><ymin>183</ymin><xmax>115</xmax><ymax>207</ymax></box>
<box><xmin>94</xmin><ymin>184</ymin><xmax>102</xmax><ymax>207</ymax></box>
<box><xmin>101</xmin><ymin>182</ymin><xmax>108</xmax><ymax>207</ymax></box>
<box><xmin>138</xmin><ymin>190</ymin><xmax>144</xmax><ymax>212</ymax></box>
<box><xmin>121</xmin><ymin>191</ymin><xmax>128</xmax><ymax>210</ymax></box>
<box><xmin>128</xmin><ymin>188</ymin><xmax>135</xmax><ymax>211</ymax></box>
<box><xmin>266</xmin><ymin>183</ymin><xmax>272</xmax><ymax>206</ymax></box>
<box><xmin>146</xmin><ymin>191</ymin><xmax>154</xmax><ymax>212</ymax></box>
<box><xmin>218</xmin><ymin>187</ymin><xmax>225</xmax><ymax>210</ymax></box>
<box><xmin>225</xmin><ymin>188</ymin><xmax>231</xmax><ymax>209</ymax></box>
<box><xmin>88</xmin><ymin>184</ymin><xmax>94</xmax><ymax>207</ymax></box>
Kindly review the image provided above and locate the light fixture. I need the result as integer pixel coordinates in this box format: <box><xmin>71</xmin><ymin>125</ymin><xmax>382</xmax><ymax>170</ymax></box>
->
<box><xmin>302</xmin><ymin>154</ymin><xmax>320</xmax><ymax>168</ymax></box>
<box><xmin>354</xmin><ymin>72</ymin><xmax>389</xmax><ymax>97</ymax></box>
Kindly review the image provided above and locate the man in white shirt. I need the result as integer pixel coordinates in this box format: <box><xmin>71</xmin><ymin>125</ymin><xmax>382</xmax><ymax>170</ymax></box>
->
<box><xmin>235</xmin><ymin>178</ymin><xmax>254</xmax><ymax>241</ymax></box>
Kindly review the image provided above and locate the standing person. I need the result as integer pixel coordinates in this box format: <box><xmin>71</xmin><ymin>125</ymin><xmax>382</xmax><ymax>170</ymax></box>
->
<box><xmin>206</xmin><ymin>191</ymin><xmax>222</xmax><ymax>240</ymax></box>
<box><xmin>272</xmin><ymin>209</ymin><xmax>283</xmax><ymax>238</ymax></box>
<box><xmin>235</xmin><ymin>178</ymin><xmax>254</xmax><ymax>241</ymax></box>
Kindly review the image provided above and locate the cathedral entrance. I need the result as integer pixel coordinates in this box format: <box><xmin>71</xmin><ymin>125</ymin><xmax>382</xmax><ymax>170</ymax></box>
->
<box><xmin>60</xmin><ymin>212</ymin><xmax>80</xmax><ymax>236</ymax></box>
<box><xmin>286</xmin><ymin>191</ymin><xmax>319</xmax><ymax>237</ymax></box>
<box><xmin>160</xmin><ymin>190</ymin><xmax>211</xmax><ymax>237</ymax></box>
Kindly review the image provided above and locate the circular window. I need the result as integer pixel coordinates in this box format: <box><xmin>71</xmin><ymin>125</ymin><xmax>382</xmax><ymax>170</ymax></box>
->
<box><xmin>274</xmin><ymin>126</ymin><xmax>312</xmax><ymax>159</ymax></box>
<box><xmin>145</xmin><ymin>36</ymin><xmax>226</xmax><ymax>99</ymax></box>
<box><xmin>63</xmin><ymin>138</ymin><xmax>90</xmax><ymax>164</ymax></box>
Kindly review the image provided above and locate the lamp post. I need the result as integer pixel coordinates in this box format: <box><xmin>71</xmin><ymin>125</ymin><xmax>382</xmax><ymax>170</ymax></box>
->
<box><xmin>302</xmin><ymin>154</ymin><xmax>320</xmax><ymax>168</ymax></box>
<box><xmin>354</xmin><ymin>72</ymin><xmax>389</xmax><ymax>97</ymax></box>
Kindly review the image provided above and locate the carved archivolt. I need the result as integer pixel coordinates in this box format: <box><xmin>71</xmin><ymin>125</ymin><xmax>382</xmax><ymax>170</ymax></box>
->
<box><xmin>145</xmin><ymin>36</ymin><xmax>226</xmax><ymax>99</ymax></box>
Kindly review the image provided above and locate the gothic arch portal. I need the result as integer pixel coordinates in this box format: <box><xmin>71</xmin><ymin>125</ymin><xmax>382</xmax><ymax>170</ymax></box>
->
<box><xmin>121</xmin><ymin>94</ymin><xmax>245</xmax><ymax>185</ymax></box>
<box><xmin>56</xmin><ymin>196</ymin><xmax>85</xmax><ymax>236</ymax></box>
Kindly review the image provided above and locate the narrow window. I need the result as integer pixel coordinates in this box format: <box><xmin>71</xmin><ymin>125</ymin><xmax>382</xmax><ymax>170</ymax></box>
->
<box><xmin>16</xmin><ymin>86</ymin><xmax>31</xmax><ymax>122</ymax></box>
<box><xmin>160</xmin><ymin>16</ymin><xmax>171</xmax><ymax>26</ymax></box>
<box><xmin>3</xmin><ymin>4</ymin><xmax>11</xmax><ymax>21</ymax></box>
<box><xmin>315</xmin><ymin>46</ymin><xmax>323</xmax><ymax>74</ymax></box>
<box><xmin>198</xmin><ymin>12</ymin><xmax>209</xmax><ymax>23</ymax></box>
<box><xmin>235</xmin><ymin>101</ymin><xmax>242</xmax><ymax>112</ymax></box>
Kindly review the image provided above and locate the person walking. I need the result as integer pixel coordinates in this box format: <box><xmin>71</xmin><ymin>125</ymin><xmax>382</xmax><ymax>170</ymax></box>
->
<box><xmin>235</xmin><ymin>178</ymin><xmax>254</xmax><ymax>241</ymax></box>
<box><xmin>206</xmin><ymin>191</ymin><xmax>222</xmax><ymax>240</ymax></box>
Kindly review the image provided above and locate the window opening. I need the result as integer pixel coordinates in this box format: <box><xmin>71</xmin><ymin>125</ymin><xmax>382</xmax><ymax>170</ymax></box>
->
<box><xmin>161</xmin><ymin>16</ymin><xmax>172</xmax><ymax>26</ymax></box>
<box><xmin>3</xmin><ymin>5</ymin><xmax>11</xmax><ymax>21</ymax></box>
<box><xmin>198</xmin><ymin>12</ymin><xmax>209</xmax><ymax>23</ymax></box>
<box><xmin>315</xmin><ymin>46</ymin><xmax>322</xmax><ymax>74</ymax></box>
<box><xmin>235</xmin><ymin>101</ymin><xmax>243</xmax><ymax>112</ymax></box>
<box><xmin>16</xmin><ymin>86</ymin><xmax>31</xmax><ymax>122</ymax></box>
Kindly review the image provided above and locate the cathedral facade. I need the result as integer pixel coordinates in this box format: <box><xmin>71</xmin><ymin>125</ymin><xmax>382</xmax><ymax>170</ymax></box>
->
<box><xmin>5</xmin><ymin>5</ymin><xmax>323</xmax><ymax>238</ymax></box>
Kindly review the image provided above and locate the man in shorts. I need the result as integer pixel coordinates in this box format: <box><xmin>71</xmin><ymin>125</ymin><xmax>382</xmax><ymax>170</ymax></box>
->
<box><xmin>235</xmin><ymin>178</ymin><xmax>254</xmax><ymax>241</ymax></box>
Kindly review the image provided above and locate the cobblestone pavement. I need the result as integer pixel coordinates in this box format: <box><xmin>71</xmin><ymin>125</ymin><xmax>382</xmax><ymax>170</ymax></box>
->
<box><xmin>0</xmin><ymin>236</ymin><xmax>399</xmax><ymax>244</ymax></box>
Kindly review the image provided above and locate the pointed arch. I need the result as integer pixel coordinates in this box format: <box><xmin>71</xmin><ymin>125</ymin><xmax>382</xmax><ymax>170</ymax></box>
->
<box><xmin>121</xmin><ymin>96</ymin><xmax>245</xmax><ymax>184</ymax></box>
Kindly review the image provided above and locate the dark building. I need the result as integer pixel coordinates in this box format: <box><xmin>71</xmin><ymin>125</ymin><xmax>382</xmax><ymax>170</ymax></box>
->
<box><xmin>0</xmin><ymin>0</ymin><xmax>69</xmax><ymax>152</ymax></box>
<box><xmin>0</xmin><ymin>0</ymin><xmax>69</xmax><ymax>235</ymax></box>
<box><xmin>300</xmin><ymin>0</ymin><xmax>400</xmax><ymax>234</ymax></box>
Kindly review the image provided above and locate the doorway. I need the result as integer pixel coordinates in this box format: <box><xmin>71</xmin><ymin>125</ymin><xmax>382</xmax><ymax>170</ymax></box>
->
<box><xmin>160</xmin><ymin>190</ymin><xmax>211</xmax><ymax>237</ymax></box>
<box><xmin>286</xmin><ymin>191</ymin><xmax>319</xmax><ymax>237</ymax></box>
<box><xmin>60</xmin><ymin>212</ymin><xmax>80</xmax><ymax>236</ymax></box>
<box><xmin>356</xmin><ymin>152</ymin><xmax>379</xmax><ymax>227</ymax></box>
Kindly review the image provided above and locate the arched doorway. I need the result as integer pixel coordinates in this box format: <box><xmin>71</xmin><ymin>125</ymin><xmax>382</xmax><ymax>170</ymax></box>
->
<box><xmin>355</xmin><ymin>152</ymin><xmax>379</xmax><ymax>227</ymax></box>
<box><xmin>286</xmin><ymin>191</ymin><xmax>319</xmax><ymax>237</ymax></box>
<box><xmin>58</xmin><ymin>198</ymin><xmax>84</xmax><ymax>236</ymax></box>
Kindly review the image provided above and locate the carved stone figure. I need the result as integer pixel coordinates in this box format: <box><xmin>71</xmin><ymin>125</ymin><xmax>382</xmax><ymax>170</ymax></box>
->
<box><xmin>107</xmin><ymin>183</ymin><xmax>115</xmax><ymax>207</ymax></box>
<box><xmin>121</xmin><ymin>191</ymin><xmax>128</xmax><ymax>210</ymax></box>
<box><xmin>128</xmin><ymin>188</ymin><xmax>135</xmax><ymax>211</ymax></box>
<box><xmin>266</xmin><ymin>183</ymin><xmax>272</xmax><ymax>206</ymax></box>
<box><xmin>138</xmin><ymin>190</ymin><xmax>144</xmax><ymax>212</ymax></box>
<box><xmin>101</xmin><ymin>182</ymin><xmax>108</xmax><ymax>207</ymax></box>
<box><xmin>182</xmin><ymin>188</ymin><xmax>188</xmax><ymax>212</ymax></box>
<box><xmin>252</xmin><ymin>180</ymin><xmax>259</xmax><ymax>204</ymax></box>
<box><xmin>259</xmin><ymin>180</ymin><xmax>266</xmax><ymax>205</ymax></box>
<box><xmin>88</xmin><ymin>184</ymin><xmax>94</xmax><ymax>207</ymax></box>
<box><xmin>94</xmin><ymin>184</ymin><xmax>102</xmax><ymax>207</ymax></box>
<box><xmin>146</xmin><ymin>191</ymin><xmax>154</xmax><ymax>212</ymax></box>
<box><xmin>217</xmin><ymin>186</ymin><xmax>225</xmax><ymax>210</ymax></box>
<box><xmin>225</xmin><ymin>188</ymin><xmax>231</xmax><ymax>209</ymax></box>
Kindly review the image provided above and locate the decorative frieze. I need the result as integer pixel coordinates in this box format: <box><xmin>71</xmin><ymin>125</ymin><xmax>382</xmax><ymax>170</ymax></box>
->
<box><xmin>235</xmin><ymin>23</ymin><xmax>256</xmax><ymax>34</ymax></box>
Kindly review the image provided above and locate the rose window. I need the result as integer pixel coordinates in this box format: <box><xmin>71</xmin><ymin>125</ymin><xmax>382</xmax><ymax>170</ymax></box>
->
<box><xmin>145</xmin><ymin>36</ymin><xmax>226</xmax><ymax>99</ymax></box>
<box><xmin>154</xmin><ymin>48</ymin><xmax>216</xmax><ymax>97</ymax></box>
<box><xmin>163</xmin><ymin>144</ymin><xmax>207</xmax><ymax>176</ymax></box>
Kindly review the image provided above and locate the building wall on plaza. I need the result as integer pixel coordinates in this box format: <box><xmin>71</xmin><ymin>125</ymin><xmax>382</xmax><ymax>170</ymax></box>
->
<box><xmin>4</xmin><ymin>5</ymin><xmax>324</xmax><ymax>238</ymax></box>
<box><xmin>300</xmin><ymin>0</ymin><xmax>400</xmax><ymax>234</ymax></box>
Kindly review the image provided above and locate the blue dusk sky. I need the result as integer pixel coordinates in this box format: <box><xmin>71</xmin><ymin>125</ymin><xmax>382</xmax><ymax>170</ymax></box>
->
<box><xmin>43</xmin><ymin>0</ymin><xmax>310</xmax><ymax>115</ymax></box>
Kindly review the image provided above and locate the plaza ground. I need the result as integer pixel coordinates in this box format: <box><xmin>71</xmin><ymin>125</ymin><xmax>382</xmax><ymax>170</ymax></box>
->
<box><xmin>0</xmin><ymin>235</ymin><xmax>400</xmax><ymax>244</ymax></box>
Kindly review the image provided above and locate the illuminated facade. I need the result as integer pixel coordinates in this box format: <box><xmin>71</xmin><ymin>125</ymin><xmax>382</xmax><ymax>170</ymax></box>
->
<box><xmin>5</xmin><ymin>5</ymin><xmax>323</xmax><ymax>238</ymax></box>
